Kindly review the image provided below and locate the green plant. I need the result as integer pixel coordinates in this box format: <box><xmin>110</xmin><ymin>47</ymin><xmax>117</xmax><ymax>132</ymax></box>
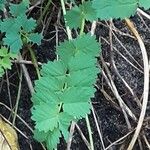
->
<box><xmin>31</xmin><ymin>0</ymin><xmax>150</xmax><ymax>149</ymax></box>
<box><xmin>32</xmin><ymin>33</ymin><xmax>100</xmax><ymax>149</ymax></box>
<box><xmin>0</xmin><ymin>0</ymin><xmax>150</xmax><ymax>149</ymax></box>
<box><xmin>0</xmin><ymin>47</ymin><xmax>17</xmax><ymax>77</ymax></box>
<box><xmin>0</xmin><ymin>0</ymin><xmax>42</xmax><ymax>53</ymax></box>
<box><xmin>0</xmin><ymin>0</ymin><xmax>42</xmax><ymax>77</ymax></box>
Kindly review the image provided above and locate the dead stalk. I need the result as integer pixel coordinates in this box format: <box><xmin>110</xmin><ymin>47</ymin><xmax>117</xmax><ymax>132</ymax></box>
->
<box><xmin>125</xmin><ymin>18</ymin><xmax>149</xmax><ymax>150</ymax></box>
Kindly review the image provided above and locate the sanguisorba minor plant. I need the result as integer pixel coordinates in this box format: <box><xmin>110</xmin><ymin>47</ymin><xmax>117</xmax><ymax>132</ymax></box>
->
<box><xmin>0</xmin><ymin>0</ymin><xmax>150</xmax><ymax>149</ymax></box>
<box><xmin>31</xmin><ymin>0</ymin><xmax>150</xmax><ymax>150</ymax></box>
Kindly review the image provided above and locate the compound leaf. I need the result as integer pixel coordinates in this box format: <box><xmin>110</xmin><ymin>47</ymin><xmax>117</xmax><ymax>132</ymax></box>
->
<box><xmin>32</xmin><ymin>33</ymin><xmax>100</xmax><ymax>149</ymax></box>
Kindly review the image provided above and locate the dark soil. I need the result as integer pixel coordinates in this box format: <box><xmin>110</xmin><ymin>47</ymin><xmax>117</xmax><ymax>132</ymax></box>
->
<box><xmin>0</xmin><ymin>1</ymin><xmax>150</xmax><ymax>150</ymax></box>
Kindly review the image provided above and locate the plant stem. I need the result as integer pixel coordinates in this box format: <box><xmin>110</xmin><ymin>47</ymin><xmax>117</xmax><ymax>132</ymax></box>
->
<box><xmin>80</xmin><ymin>0</ymin><xmax>85</xmax><ymax>35</ymax></box>
<box><xmin>125</xmin><ymin>18</ymin><xmax>149</xmax><ymax>150</ymax></box>
<box><xmin>86</xmin><ymin>115</ymin><xmax>94</xmax><ymax>150</ymax></box>
<box><xmin>60</xmin><ymin>0</ymin><xmax>72</xmax><ymax>40</ymax></box>
<box><xmin>37</xmin><ymin>0</ymin><xmax>52</xmax><ymax>24</ymax></box>
<box><xmin>80</xmin><ymin>17</ymin><xmax>85</xmax><ymax>35</ymax></box>
<box><xmin>28</xmin><ymin>45</ymin><xmax>41</xmax><ymax>79</ymax></box>
<box><xmin>12</xmin><ymin>69</ymin><xmax>22</xmax><ymax>126</ymax></box>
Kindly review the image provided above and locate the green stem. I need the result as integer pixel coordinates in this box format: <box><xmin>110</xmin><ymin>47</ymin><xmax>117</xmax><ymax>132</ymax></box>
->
<box><xmin>20</xmin><ymin>32</ymin><xmax>40</xmax><ymax>79</ymax></box>
<box><xmin>86</xmin><ymin>115</ymin><xmax>94</xmax><ymax>150</ymax></box>
<box><xmin>80</xmin><ymin>0</ymin><xmax>85</xmax><ymax>35</ymax></box>
<box><xmin>28</xmin><ymin>45</ymin><xmax>41</xmax><ymax>79</ymax></box>
<box><xmin>37</xmin><ymin>0</ymin><xmax>52</xmax><ymax>24</ymax></box>
<box><xmin>80</xmin><ymin>17</ymin><xmax>85</xmax><ymax>35</ymax></box>
<box><xmin>60</xmin><ymin>0</ymin><xmax>72</xmax><ymax>40</ymax></box>
<box><xmin>12</xmin><ymin>69</ymin><xmax>22</xmax><ymax>126</ymax></box>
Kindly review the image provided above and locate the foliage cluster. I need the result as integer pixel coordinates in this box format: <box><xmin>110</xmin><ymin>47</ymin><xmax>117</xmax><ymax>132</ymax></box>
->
<box><xmin>65</xmin><ymin>0</ymin><xmax>150</xmax><ymax>29</ymax></box>
<box><xmin>0</xmin><ymin>0</ymin><xmax>150</xmax><ymax>150</ymax></box>
<box><xmin>32</xmin><ymin>34</ymin><xmax>100</xmax><ymax>149</ymax></box>
<box><xmin>0</xmin><ymin>0</ymin><xmax>42</xmax><ymax>77</ymax></box>
<box><xmin>31</xmin><ymin>0</ymin><xmax>150</xmax><ymax>149</ymax></box>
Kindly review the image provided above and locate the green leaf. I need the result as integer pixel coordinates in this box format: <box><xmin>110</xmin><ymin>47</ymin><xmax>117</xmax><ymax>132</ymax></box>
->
<box><xmin>68</xmin><ymin>53</ymin><xmax>97</xmax><ymax>72</ymax></box>
<box><xmin>139</xmin><ymin>0</ymin><xmax>150</xmax><ymax>9</ymax></box>
<box><xmin>32</xmin><ymin>89</ymin><xmax>59</xmax><ymax>105</ymax></box>
<box><xmin>0</xmin><ymin>18</ymin><xmax>23</xmax><ymax>53</ymax></box>
<box><xmin>41</xmin><ymin>60</ymin><xmax>67</xmax><ymax>77</ymax></box>
<box><xmin>0</xmin><ymin>18</ymin><xmax>21</xmax><ymax>34</ymax></box>
<box><xmin>67</xmin><ymin>67</ymin><xmax>99</xmax><ymax>87</ymax></box>
<box><xmin>79</xmin><ymin>1</ymin><xmax>97</xmax><ymax>21</ymax></box>
<box><xmin>9</xmin><ymin>2</ymin><xmax>27</xmax><ymax>17</ymax></box>
<box><xmin>32</xmin><ymin>104</ymin><xmax>59</xmax><ymax>132</ymax></box>
<box><xmin>65</xmin><ymin>1</ymin><xmax>96</xmax><ymax>29</ymax></box>
<box><xmin>46</xmin><ymin>128</ymin><xmax>61</xmax><ymax>150</ymax></box>
<box><xmin>58</xmin><ymin>113</ymin><xmax>73</xmax><ymax>140</ymax></box>
<box><xmin>74</xmin><ymin>34</ymin><xmax>100</xmax><ymax>57</ymax></box>
<box><xmin>34</xmin><ymin>128</ymin><xmax>62</xmax><ymax>150</ymax></box>
<box><xmin>62</xmin><ymin>87</ymin><xmax>94</xmax><ymax>118</ymax></box>
<box><xmin>17</xmin><ymin>15</ymin><xmax>36</xmax><ymax>32</ymax></box>
<box><xmin>34</xmin><ymin>76</ymin><xmax>65</xmax><ymax>92</ymax></box>
<box><xmin>0</xmin><ymin>47</ymin><xmax>8</xmax><ymax>57</ymax></box>
<box><xmin>33</xmin><ymin>129</ymin><xmax>49</xmax><ymax>142</ymax></box>
<box><xmin>28</xmin><ymin>33</ymin><xmax>43</xmax><ymax>45</ymax></box>
<box><xmin>65</xmin><ymin>5</ymin><xmax>82</xmax><ymax>29</ymax></box>
<box><xmin>57</xmin><ymin>34</ymin><xmax>100</xmax><ymax>63</ymax></box>
<box><xmin>3</xmin><ymin>33</ymin><xmax>23</xmax><ymax>53</ymax></box>
<box><xmin>57</xmin><ymin>40</ymin><xmax>76</xmax><ymax>64</ymax></box>
<box><xmin>1</xmin><ymin>57</ymin><xmax>12</xmax><ymax>69</ymax></box>
<box><xmin>0</xmin><ymin>47</ymin><xmax>15</xmax><ymax>77</ymax></box>
<box><xmin>92</xmin><ymin>0</ymin><xmax>138</xmax><ymax>20</ymax></box>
